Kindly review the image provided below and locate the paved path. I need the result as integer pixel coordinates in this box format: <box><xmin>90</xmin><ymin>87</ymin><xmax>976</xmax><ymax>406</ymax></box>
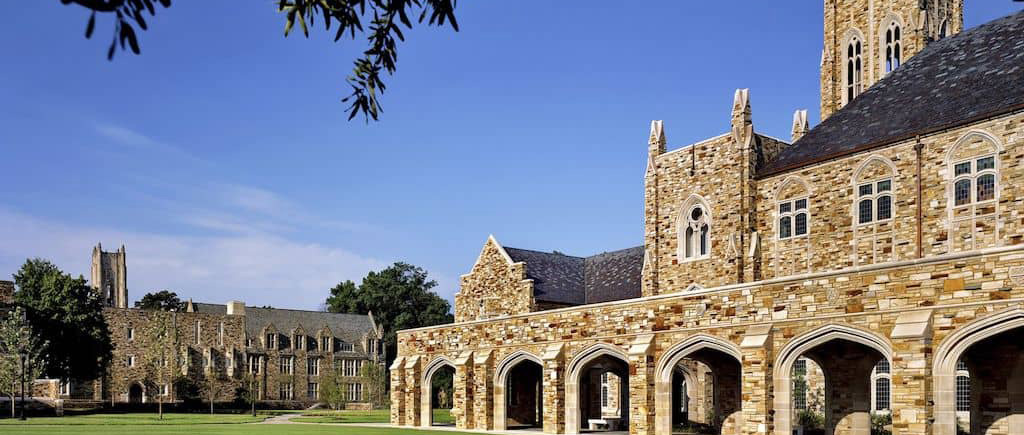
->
<box><xmin>261</xmin><ymin>413</ymin><xmax>301</xmax><ymax>424</ymax></box>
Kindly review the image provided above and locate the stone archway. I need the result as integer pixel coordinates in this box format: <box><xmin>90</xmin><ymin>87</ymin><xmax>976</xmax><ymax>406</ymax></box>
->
<box><xmin>934</xmin><ymin>307</ymin><xmax>1024</xmax><ymax>435</ymax></box>
<box><xmin>494</xmin><ymin>351</ymin><xmax>545</xmax><ymax>431</ymax></box>
<box><xmin>565</xmin><ymin>343</ymin><xmax>631</xmax><ymax>434</ymax></box>
<box><xmin>655</xmin><ymin>334</ymin><xmax>745</xmax><ymax>435</ymax></box>
<box><xmin>421</xmin><ymin>357</ymin><xmax>457</xmax><ymax>427</ymax></box>
<box><xmin>129</xmin><ymin>383</ymin><xmax>144</xmax><ymax>404</ymax></box>
<box><xmin>774</xmin><ymin>324</ymin><xmax>892</xmax><ymax>435</ymax></box>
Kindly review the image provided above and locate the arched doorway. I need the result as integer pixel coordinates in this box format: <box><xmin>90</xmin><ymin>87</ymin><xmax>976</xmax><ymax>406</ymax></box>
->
<box><xmin>934</xmin><ymin>308</ymin><xmax>1024</xmax><ymax>435</ymax></box>
<box><xmin>421</xmin><ymin>358</ymin><xmax>457</xmax><ymax>427</ymax></box>
<box><xmin>565</xmin><ymin>344</ymin><xmax>631</xmax><ymax>434</ymax></box>
<box><xmin>129</xmin><ymin>383</ymin><xmax>144</xmax><ymax>404</ymax></box>
<box><xmin>774</xmin><ymin>325</ymin><xmax>892</xmax><ymax>435</ymax></box>
<box><xmin>495</xmin><ymin>352</ymin><xmax>545</xmax><ymax>431</ymax></box>
<box><xmin>655</xmin><ymin>335</ymin><xmax>744</xmax><ymax>435</ymax></box>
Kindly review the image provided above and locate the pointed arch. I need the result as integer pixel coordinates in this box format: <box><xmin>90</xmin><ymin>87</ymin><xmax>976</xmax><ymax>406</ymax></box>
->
<box><xmin>655</xmin><ymin>334</ymin><xmax>744</xmax><ymax>434</ymax></box>
<box><xmin>493</xmin><ymin>350</ymin><xmax>545</xmax><ymax>431</ymax></box>
<box><xmin>421</xmin><ymin>356</ymin><xmax>458</xmax><ymax>426</ymax></box>
<box><xmin>879</xmin><ymin>12</ymin><xmax>905</xmax><ymax>75</ymax></box>
<box><xmin>774</xmin><ymin>176</ymin><xmax>811</xmax><ymax>240</ymax></box>
<box><xmin>841</xmin><ymin>27</ymin><xmax>866</xmax><ymax>106</ymax></box>
<box><xmin>773</xmin><ymin>324</ymin><xmax>893</xmax><ymax>435</ymax></box>
<box><xmin>565</xmin><ymin>343</ymin><xmax>632</xmax><ymax>434</ymax></box>
<box><xmin>933</xmin><ymin>306</ymin><xmax>1024</xmax><ymax>435</ymax></box>
<box><xmin>772</xmin><ymin>175</ymin><xmax>812</xmax><ymax>201</ymax></box>
<box><xmin>943</xmin><ymin>130</ymin><xmax>1003</xmax><ymax>166</ymax></box>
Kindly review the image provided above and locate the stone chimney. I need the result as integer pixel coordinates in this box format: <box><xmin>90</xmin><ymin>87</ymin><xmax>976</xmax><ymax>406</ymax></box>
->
<box><xmin>0</xmin><ymin>280</ymin><xmax>14</xmax><ymax>304</ymax></box>
<box><xmin>226</xmin><ymin>300</ymin><xmax>246</xmax><ymax>316</ymax></box>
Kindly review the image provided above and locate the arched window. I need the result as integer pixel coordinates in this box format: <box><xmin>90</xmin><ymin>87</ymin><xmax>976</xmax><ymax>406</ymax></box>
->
<box><xmin>846</xmin><ymin>36</ymin><xmax>863</xmax><ymax>103</ymax></box>
<box><xmin>683</xmin><ymin>205</ymin><xmax>710</xmax><ymax>260</ymax></box>
<box><xmin>885</xmin><ymin>22</ymin><xmax>902</xmax><ymax>73</ymax></box>
<box><xmin>778</xmin><ymin>198</ymin><xmax>809</xmax><ymax>239</ymax></box>
<box><xmin>955</xmin><ymin>360</ymin><xmax>970</xmax><ymax>412</ymax></box>
<box><xmin>952</xmin><ymin>155</ymin><xmax>997</xmax><ymax>207</ymax></box>
<box><xmin>857</xmin><ymin>179</ymin><xmax>893</xmax><ymax>224</ymax></box>
<box><xmin>871</xmin><ymin>360</ymin><xmax>891</xmax><ymax>412</ymax></box>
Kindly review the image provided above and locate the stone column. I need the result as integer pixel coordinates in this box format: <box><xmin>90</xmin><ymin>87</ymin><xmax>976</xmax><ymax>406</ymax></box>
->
<box><xmin>542</xmin><ymin>344</ymin><xmax>566</xmax><ymax>434</ymax></box>
<box><xmin>454</xmin><ymin>351</ymin><xmax>475</xmax><ymax>430</ymax></box>
<box><xmin>404</xmin><ymin>356</ymin><xmax>422</xmax><ymax>427</ymax></box>
<box><xmin>473</xmin><ymin>350</ymin><xmax>494</xmax><ymax>430</ymax></box>
<box><xmin>891</xmin><ymin>311</ymin><xmax>933</xmax><ymax>435</ymax></box>
<box><xmin>741</xmin><ymin>324</ymin><xmax>774</xmax><ymax>435</ymax></box>
<box><xmin>389</xmin><ymin>357</ymin><xmax>407</xmax><ymax>426</ymax></box>
<box><xmin>629</xmin><ymin>334</ymin><xmax>657</xmax><ymax>435</ymax></box>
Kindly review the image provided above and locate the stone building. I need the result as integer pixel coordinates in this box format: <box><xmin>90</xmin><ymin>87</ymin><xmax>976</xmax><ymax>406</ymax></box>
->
<box><xmin>391</xmin><ymin>3</ymin><xmax>1024</xmax><ymax>435</ymax></box>
<box><xmin>43</xmin><ymin>244</ymin><xmax>386</xmax><ymax>408</ymax></box>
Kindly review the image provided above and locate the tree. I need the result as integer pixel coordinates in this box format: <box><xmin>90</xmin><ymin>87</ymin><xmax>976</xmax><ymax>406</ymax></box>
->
<box><xmin>0</xmin><ymin>307</ymin><xmax>47</xmax><ymax>418</ymax></box>
<box><xmin>12</xmin><ymin>259</ymin><xmax>112</xmax><ymax>381</ymax></box>
<box><xmin>319</xmin><ymin>366</ymin><xmax>348</xmax><ymax>410</ymax></box>
<box><xmin>198</xmin><ymin>369</ymin><xmax>232</xmax><ymax>414</ymax></box>
<box><xmin>325</xmin><ymin>262</ymin><xmax>453</xmax><ymax>367</ymax></box>
<box><xmin>135</xmin><ymin>290</ymin><xmax>185</xmax><ymax>311</ymax></box>
<box><xmin>359</xmin><ymin>360</ymin><xmax>388</xmax><ymax>409</ymax></box>
<box><xmin>237</xmin><ymin>373</ymin><xmax>260</xmax><ymax>417</ymax></box>
<box><xmin>59</xmin><ymin>0</ymin><xmax>458</xmax><ymax>122</ymax></box>
<box><xmin>142</xmin><ymin>311</ymin><xmax>179</xmax><ymax>419</ymax></box>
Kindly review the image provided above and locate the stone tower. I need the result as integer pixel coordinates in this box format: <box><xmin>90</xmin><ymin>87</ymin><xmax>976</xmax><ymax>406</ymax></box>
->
<box><xmin>820</xmin><ymin>0</ymin><xmax>963</xmax><ymax>120</ymax></box>
<box><xmin>91</xmin><ymin>243</ymin><xmax>127</xmax><ymax>308</ymax></box>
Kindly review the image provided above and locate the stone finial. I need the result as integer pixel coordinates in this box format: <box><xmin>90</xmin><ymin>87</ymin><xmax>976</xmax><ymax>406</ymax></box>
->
<box><xmin>186</xmin><ymin>298</ymin><xmax>195</xmax><ymax>313</ymax></box>
<box><xmin>731</xmin><ymin>89</ymin><xmax>754</xmax><ymax>149</ymax></box>
<box><xmin>791</xmin><ymin>109</ymin><xmax>809</xmax><ymax>142</ymax></box>
<box><xmin>649</xmin><ymin>120</ymin><xmax>666</xmax><ymax>156</ymax></box>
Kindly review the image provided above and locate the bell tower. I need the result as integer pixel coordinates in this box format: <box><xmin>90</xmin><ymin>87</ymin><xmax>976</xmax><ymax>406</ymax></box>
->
<box><xmin>91</xmin><ymin>243</ymin><xmax>128</xmax><ymax>308</ymax></box>
<box><xmin>820</xmin><ymin>0</ymin><xmax>963</xmax><ymax>120</ymax></box>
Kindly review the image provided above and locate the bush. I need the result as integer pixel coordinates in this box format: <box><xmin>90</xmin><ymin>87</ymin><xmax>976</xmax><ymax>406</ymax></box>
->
<box><xmin>871</xmin><ymin>412</ymin><xmax>892</xmax><ymax>435</ymax></box>
<box><xmin>797</xmin><ymin>409</ymin><xmax>825</xmax><ymax>430</ymax></box>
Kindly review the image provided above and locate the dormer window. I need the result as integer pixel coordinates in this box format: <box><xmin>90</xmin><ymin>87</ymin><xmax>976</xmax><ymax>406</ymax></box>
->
<box><xmin>884</xmin><ymin>22</ymin><xmax>902</xmax><ymax>73</ymax></box>
<box><xmin>266</xmin><ymin>333</ymin><xmax>277</xmax><ymax>349</ymax></box>
<box><xmin>294</xmin><ymin>334</ymin><xmax>303</xmax><ymax>350</ymax></box>
<box><xmin>321</xmin><ymin>336</ymin><xmax>332</xmax><ymax>352</ymax></box>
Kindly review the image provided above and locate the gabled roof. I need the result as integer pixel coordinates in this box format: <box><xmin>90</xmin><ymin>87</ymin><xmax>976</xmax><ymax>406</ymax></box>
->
<box><xmin>504</xmin><ymin>246</ymin><xmax>643</xmax><ymax>306</ymax></box>
<box><xmin>759</xmin><ymin>11</ymin><xmax>1024</xmax><ymax>177</ymax></box>
<box><xmin>192</xmin><ymin>303</ymin><xmax>379</xmax><ymax>349</ymax></box>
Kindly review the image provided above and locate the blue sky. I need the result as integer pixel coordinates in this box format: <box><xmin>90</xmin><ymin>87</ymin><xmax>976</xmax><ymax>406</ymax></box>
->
<box><xmin>1</xmin><ymin>1</ymin><xmax>1020</xmax><ymax>310</ymax></box>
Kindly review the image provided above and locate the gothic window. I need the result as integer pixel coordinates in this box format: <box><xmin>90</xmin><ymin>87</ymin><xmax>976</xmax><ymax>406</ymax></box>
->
<box><xmin>846</xmin><ymin>36</ymin><xmax>863</xmax><ymax>103</ymax></box>
<box><xmin>127</xmin><ymin>327</ymin><xmax>134</xmax><ymax>341</ymax></box>
<box><xmin>321</xmin><ymin>336</ymin><xmax>332</xmax><ymax>352</ymax></box>
<box><xmin>280</xmin><ymin>356</ymin><xmax>294</xmax><ymax>375</ymax></box>
<box><xmin>308</xmin><ymin>357</ymin><xmax>320</xmax><ymax>376</ymax></box>
<box><xmin>248</xmin><ymin>355</ymin><xmax>261</xmax><ymax>374</ymax></box>
<box><xmin>956</xmin><ymin>360</ymin><xmax>970</xmax><ymax>412</ymax></box>
<box><xmin>279</xmin><ymin>382</ymin><xmax>293</xmax><ymax>400</ymax></box>
<box><xmin>952</xmin><ymin>156</ymin><xmax>997</xmax><ymax>207</ymax></box>
<box><xmin>308</xmin><ymin>382</ymin><xmax>319</xmax><ymax>399</ymax></box>
<box><xmin>601</xmin><ymin>372</ymin><xmax>610</xmax><ymax>407</ymax></box>
<box><xmin>347</xmin><ymin>383</ymin><xmax>363</xmax><ymax>401</ymax></box>
<box><xmin>294</xmin><ymin>333</ymin><xmax>303</xmax><ymax>350</ymax></box>
<box><xmin>59</xmin><ymin>380</ymin><xmax>71</xmax><ymax>396</ymax></box>
<box><xmin>857</xmin><ymin>179</ymin><xmax>893</xmax><ymax>224</ymax></box>
<box><xmin>778</xmin><ymin>198</ymin><xmax>809</xmax><ymax>239</ymax></box>
<box><xmin>682</xmin><ymin>205</ymin><xmax>710</xmax><ymax>259</ymax></box>
<box><xmin>884</xmin><ymin>22</ymin><xmax>902</xmax><ymax>73</ymax></box>
<box><xmin>872</xmin><ymin>360</ymin><xmax>891</xmax><ymax>412</ymax></box>
<box><xmin>265</xmin><ymin>333</ymin><xmax>277</xmax><ymax>349</ymax></box>
<box><xmin>793</xmin><ymin>359</ymin><xmax>808</xmax><ymax>410</ymax></box>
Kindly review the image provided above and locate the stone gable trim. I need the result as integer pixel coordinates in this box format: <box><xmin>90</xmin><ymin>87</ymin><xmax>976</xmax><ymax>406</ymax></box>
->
<box><xmin>459</xmin><ymin>234</ymin><xmax>521</xmax><ymax>279</ymax></box>
<box><xmin>402</xmin><ymin>242</ymin><xmax>1024</xmax><ymax>335</ymax></box>
<box><xmin>654</xmin><ymin>132</ymin><xmax>731</xmax><ymax>161</ymax></box>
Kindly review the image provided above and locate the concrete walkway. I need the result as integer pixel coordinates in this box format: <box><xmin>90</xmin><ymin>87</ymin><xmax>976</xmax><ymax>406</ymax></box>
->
<box><xmin>261</xmin><ymin>413</ymin><xmax>301</xmax><ymax>424</ymax></box>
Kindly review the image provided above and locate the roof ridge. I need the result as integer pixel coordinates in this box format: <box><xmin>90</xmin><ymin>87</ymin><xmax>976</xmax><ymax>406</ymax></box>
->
<box><xmin>504</xmin><ymin>246</ymin><xmax>586</xmax><ymax>259</ymax></box>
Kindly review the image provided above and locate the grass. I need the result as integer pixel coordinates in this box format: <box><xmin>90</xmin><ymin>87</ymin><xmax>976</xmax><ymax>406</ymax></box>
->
<box><xmin>0</xmin><ymin>410</ymin><xmax>470</xmax><ymax>434</ymax></box>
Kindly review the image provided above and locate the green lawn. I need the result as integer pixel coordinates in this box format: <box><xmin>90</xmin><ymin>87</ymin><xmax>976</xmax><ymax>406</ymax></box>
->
<box><xmin>0</xmin><ymin>411</ymin><xmax>471</xmax><ymax>435</ymax></box>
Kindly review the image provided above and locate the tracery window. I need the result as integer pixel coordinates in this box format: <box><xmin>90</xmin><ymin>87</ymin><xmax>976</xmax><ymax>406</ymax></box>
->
<box><xmin>871</xmin><ymin>360</ymin><xmax>891</xmax><ymax>412</ymax></box>
<box><xmin>601</xmin><ymin>372</ymin><xmax>610</xmax><ymax>407</ymax></box>
<box><xmin>846</xmin><ymin>36</ymin><xmax>863</xmax><ymax>103</ymax></box>
<box><xmin>857</xmin><ymin>179</ymin><xmax>893</xmax><ymax>224</ymax></box>
<box><xmin>884</xmin><ymin>22</ymin><xmax>902</xmax><ymax>73</ymax></box>
<box><xmin>952</xmin><ymin>155</ymin><xmax>996</xmax><ymax>207</ymax></box>
<box><xmin>682</xmin><ymin>205</ymin><xmax>710</xmax><ymax>260</ymax></box>
<box><xmin>778</xmin><ymin>198</ymin><xmax>809</xmax><ymax>239</ymax></box>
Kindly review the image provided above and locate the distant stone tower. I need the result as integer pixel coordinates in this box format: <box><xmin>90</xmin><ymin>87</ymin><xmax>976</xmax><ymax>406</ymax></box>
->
<box><xmin>820</xmin><ymin>0</ymin><xmax>963</xmax><ymax>120</ymax></box>
<box><xmin>91</xmin><ymin>243</ymin><xmax>127</xmax><ymax>308</ymax></box>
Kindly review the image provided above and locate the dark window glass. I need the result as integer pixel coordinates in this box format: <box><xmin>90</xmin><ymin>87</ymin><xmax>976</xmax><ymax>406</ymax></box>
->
<box><xmin>780</xmin><ymin>202</ymin><xmax>791</xmax><ymax>214</ymax></box>
<box><xmin>877</xmin><ymin>179</ymin><xmax>891</xmax><ymax>192</ymax></box>
<box><xmin>795</xmin><ymin>213</ymin><xmax>808</xmax><ymax>236</ymax></box>
<box><xmin>977</xmin><ymin>156</ymin><xmax>995</xmax><ymax>171</ymax></box>
<box><xmin>955</xmin><ymin>179</ymin><xmax>972</xmax><ymax>206</ymax></box>
<box><xmin>877</xmin><ymin>195</ymin><xmax>892</xmax><ymax>220</ymax></box>
<box><xmin>875</xmin><ymin>377</ymin><xmax>890</xmax><ymax>410</ymax></box>
<box><xmin>955</xmin><ymin>162</ymin><xmax>972</xmax><ymax>176</ymax></box>
<box><xmin>876</xmin><ymin>360</ymin><xmax>890</xmax><ymax>374</ymax></box>
<box><xmin>795</xmin><ymin>198</ymin><xmax>807</xmax><ymax>210</ymax></box>
<box><xmin>956</xmin><ymin>375</ymin><xmax>971</xmax><ymax>412</ymax></box>
<box><xmin>859</xmin><ymin>184</ymin><xmax>873</xmax><ymax>196</ymax></box>
<box><xmin>977</xmin><ymin>174</ymin><xmax>995</xmax><ymax>201</ymax></box>
<box><xmin>859</xmin><ymin>199</ymin><xmax>873</xmax><ymax>224</ymax></box>
<box><xmin>780</xmin><ymin>217</ymin><xmax>792</xmax><ymax>239</ymax></box>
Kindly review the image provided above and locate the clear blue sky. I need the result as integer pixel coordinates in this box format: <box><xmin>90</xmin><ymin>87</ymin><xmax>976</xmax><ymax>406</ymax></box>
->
<box><xmin>1</xmin><ymin>1</ymin><xmax>1020</xmax><ymax>310</ymax></box>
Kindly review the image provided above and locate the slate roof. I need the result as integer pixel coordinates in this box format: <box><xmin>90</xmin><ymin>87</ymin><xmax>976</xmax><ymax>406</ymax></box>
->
<box><xmin>504</xmin><ymin>246</ymin><xmax>644</xmax><ymax>306</ymax></box>
<box><xmin>759</xmin><ymin>10</ymin><xmax>1024</xmax><ymax>177</ymax></box>
<box><xmin>192</xmin><ymin>303</ymin><xmax>378</xmax><ymax>348</ymax></box>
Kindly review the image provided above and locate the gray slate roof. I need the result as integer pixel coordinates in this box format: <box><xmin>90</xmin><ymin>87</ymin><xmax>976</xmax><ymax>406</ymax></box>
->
<box><xmin>505</xmin><ymin>246</ymin><xmax>644</xmax><ymax>306</ymax></box>
<box><xmin>192</xmin><ymin>303</ymin><xmax>378</xmax><ymax>347</ymax></box>
<box><xmin>759</xmin><ymin>10</ymin><xmax>1024</xmax><ymax>177</ymax></box>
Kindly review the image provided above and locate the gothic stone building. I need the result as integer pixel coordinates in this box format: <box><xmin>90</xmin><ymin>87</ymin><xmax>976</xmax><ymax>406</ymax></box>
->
<box><xmin>391</xmin><ymin>3</ymin><xmax>1024</xmax><ymax>435</ymax></box>
<box><xmin>44</xmin><ymin>244</ymin><xmax>386</xmax><ymax>407</ymax></box>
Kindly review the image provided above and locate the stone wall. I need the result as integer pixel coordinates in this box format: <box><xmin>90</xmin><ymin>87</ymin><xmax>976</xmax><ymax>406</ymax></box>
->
<box><xmin>0</xmin><ymin>280</ymin><xmax>13</xmax><ymax>304</ymax></box>
<box><xmin>454</xmin><ymin>236</ymin><xmax>535</xmax><ymax>322</ymax></box>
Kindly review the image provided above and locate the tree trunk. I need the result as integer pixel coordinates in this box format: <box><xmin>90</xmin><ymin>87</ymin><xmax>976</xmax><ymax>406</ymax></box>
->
<box><xmin>210</xmin><ymin>397</ymin><xmax>214</xmax><ymax>415</ymax></box>
<box><xmin>158</xmin><ymin>398</ymin><xmax>163</xmax><ymax>420</ymax></box>
<box><xmin>9</xmin><ymin>393</ymin><xmax>14</xmax><ymax>418</ymax></box>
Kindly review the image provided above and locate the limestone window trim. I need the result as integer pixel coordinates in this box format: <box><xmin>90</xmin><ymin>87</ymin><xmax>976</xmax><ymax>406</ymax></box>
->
<box><xmin>841</xmin><ymin>29</ymin><xmax>866</xmax><ymax>107</ymax></box>
<box><xmin>855</xmin><ymin>178</ymin><xmax>894</xmax><ymax>226</ymax></box>
<box><xmin>677</xmin><ymin>195</ymin><xmax>712</xmax><ymax>262</ymax></box>
<box><xmin>59</xmin><ymin>379</ymin><xmax>71</xmax><ymax>396</ymax></box>
<box><xmin>944</xmin><ymin>131</ymin><xmax>1003</xmax><ymax>251</ymax></box>
<box><xmin>880</xmin><ymin>14</ymin><xmax>904</xmax><ymax>75</ymax></box>
<box><xmin>127</xmin><ymin>326</ymin><xmax>134</xmax><ymax>341</ymax></box>
<box><xmin>776</xmin><ymin>197</ymin><xmax>809</xmax><ymax>240</ymax></box>
<box><xmin>870</xmin><ymin>359</ymin><xmax>891</xmax><ymax>413</ymax></box>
